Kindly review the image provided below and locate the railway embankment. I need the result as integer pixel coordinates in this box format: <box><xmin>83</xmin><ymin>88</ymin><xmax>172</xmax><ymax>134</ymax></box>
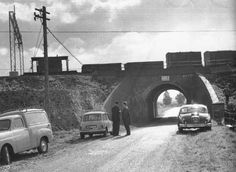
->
<box><xmin>0</xmin><ymin>75</ymin><xmax>119</xmax><ymax>130</ymax></box>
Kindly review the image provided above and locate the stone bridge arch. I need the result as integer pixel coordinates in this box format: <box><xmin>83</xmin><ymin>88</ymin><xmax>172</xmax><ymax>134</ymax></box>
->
<box><xmin>103</xmin><ymin>72</ymin><xmax>220</xmax><ymax>123</ymax></box>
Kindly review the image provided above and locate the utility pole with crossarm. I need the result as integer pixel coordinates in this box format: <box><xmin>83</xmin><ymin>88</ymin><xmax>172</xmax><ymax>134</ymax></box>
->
<box><xmin>34</xmin><ymin>6</ymin><xmax>50</xmax><ymax>119</ymax></box>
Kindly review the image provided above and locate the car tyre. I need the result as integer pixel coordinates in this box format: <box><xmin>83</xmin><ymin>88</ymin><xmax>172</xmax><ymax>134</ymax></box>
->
<box><xmin>103</xmin><ymin>128</ymin><xmax>108</xmax><ymax>137</ymax></box>
<box><xmin>1</xmin><ymin>146</ymin><xmax>11</xmax><ymax>165</ymax></box>
<box><xmin>178</xmin><ymin>126</ymin><xmax>183</xmax><ymax>133</ymax></box>
<box><xmin>80</xmin><ymin>133</ymin><xmax>85</xmax><ymax>139</ymax></box>
<box><xmin>38</xmin><ymin>138</ymin><xmax>48</xmax><ymax>154</ymax></box>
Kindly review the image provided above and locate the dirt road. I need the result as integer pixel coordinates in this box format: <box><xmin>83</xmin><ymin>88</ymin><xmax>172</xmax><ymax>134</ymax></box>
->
<box><xmin>161</xmin><ymin>107</ymin><xmax>181</xmax><ymax>118</ymax></box>
<box><xmin>2</xmin><ymin>121</ymin><xmax>236</xmax><ymax>172</ymax></box>
<box><xmin>11</xmin><ymin>125</ymin><xmax>178</xmax><ymax>172</ymax></box>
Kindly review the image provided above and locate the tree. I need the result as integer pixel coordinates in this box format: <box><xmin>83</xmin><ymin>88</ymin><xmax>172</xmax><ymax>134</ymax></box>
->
<box><xmin>175</xmin><ymin>93</ymin><xmax>186</xmax><ymax>105</ymax></box>
<box><xmin>163</xmin><ymin>91</ymin><xmax>172</xmax><ymax>105</ymax></box>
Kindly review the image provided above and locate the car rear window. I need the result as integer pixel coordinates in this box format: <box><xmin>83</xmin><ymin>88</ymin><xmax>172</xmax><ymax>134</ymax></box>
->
<box><xmin>24</xmin><ymin>112</ymin><xmax>49</xmax><ymax>126</ymax></box>
<box><xmin>0</xmin><ymin>119</ymin><xmax>11</xmax><ymax>131</ymax></box>
<box><xmin>83</xmin><ymin>114</ymin><xmax>101</xmax><ymax>121</ymax></box>
<box><xmin>180</xmin><ymin>106</ymin><xmax>208</xmax><ymax>114</ymax></box>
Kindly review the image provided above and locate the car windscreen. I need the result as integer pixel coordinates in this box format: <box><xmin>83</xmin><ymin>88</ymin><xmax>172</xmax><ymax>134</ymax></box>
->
<box><xmin>83</xmin><ymin>114</ymin><xmax>101</xmax><ymax>121</ymax></box>
<box><xmin>180</xmin><ymin>106</ymin><xmax>208</xmax><ymax>114</ymax></box>
<box><xmin>0</xmin><ymin>119</ymin><xmax>11</xmax><ymax>131</ymax></box>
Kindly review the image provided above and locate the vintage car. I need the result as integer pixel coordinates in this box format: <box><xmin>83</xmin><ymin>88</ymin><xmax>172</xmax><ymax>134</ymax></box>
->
<box><xmin>0</xmin><ymin>109</ymin><xmax>53</xmax><ymax>165</ymax></box>
<box><xmin>79</xmin><ymin>111</ymin><xmax>113</xmax><ymax>139</ymax></box>
<box><xmin>178</xmin><ymin>104</ymin><xmax>212</xmax><ymax>132</ymax></box>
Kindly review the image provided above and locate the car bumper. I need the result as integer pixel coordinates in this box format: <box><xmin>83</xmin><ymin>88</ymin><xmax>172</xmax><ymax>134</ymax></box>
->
<box><xmin>179</xmin><ymin>123</ymin><xmax>212</xmax><ymax>128</ymax></box>
<box><xmin>80</xmin><ymin>129</ymin><xmax>106</xmax><ymax>135</ymax></box>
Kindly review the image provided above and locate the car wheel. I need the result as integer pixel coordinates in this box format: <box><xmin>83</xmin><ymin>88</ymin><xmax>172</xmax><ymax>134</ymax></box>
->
<box><xmin>103</xmin><ymin>128</ymin><xmax>108</xmax><ymax>137</ymax></box>
<box><xmin>37</xmin><ymin>138</ymin><xmax>48</xmax><ymax>154</ymax></box>
<box><xmin>80</xmin><ymin>133</ymin><xmax>85</xmax><ymax>139</ymax></box>
<box><xmin>1</xmin><ymin>146</ymin><xmax>11</xmax><ymax>165</ymax></box>
<box><xmin>178</xmin><ymin>127</ymin><xmax>183</xmax><ymax>133</ymax></box>
<box><xmin>206</xmin><ymin>126</ymin><xmax>212</xmax><ymax>131</ymax></box>
<box><xmin>89</xmin><ymin>134</ymin><xmax>93</xmax><ymax>137</ymax></box>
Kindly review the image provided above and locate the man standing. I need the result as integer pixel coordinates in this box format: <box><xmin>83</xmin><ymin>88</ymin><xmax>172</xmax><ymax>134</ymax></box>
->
<box><xmin>121</xmin><ymin>101</ymin><xmax>131</xmax><ymax>136</ymax></box>
<box><xmin>111</xmin><ymin>102</ymin><xmax>120</xmax><ymax>136</ymax></box>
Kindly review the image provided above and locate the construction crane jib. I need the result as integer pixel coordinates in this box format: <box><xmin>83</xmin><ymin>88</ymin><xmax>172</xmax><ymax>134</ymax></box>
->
<box><xmin>9</xmin><ymin>7</ymin><xmax>24</xmax><ymax>76</ymax></box>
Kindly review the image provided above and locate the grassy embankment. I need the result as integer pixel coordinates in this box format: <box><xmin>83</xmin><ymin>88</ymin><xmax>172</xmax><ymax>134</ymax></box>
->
<box><xmin>0</xmin><ymin>75</ymin><xmax>119</xmax><ymax>130</ymax></box>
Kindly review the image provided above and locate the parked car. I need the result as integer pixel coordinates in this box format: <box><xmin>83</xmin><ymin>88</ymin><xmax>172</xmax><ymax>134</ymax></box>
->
<box><xmin>0</xmin><ymin>109</ymin><xmax>53</xmax><ymax>165</ymax></box>
<box><xmin>178</xmin><ymin>104</ymin><xmax>212</xmax><ymax>132</ymax></box>
<box><xmin>79</xmin><ymin>111</ymin><xmax>112</xmax><ymax>139</ymax></box>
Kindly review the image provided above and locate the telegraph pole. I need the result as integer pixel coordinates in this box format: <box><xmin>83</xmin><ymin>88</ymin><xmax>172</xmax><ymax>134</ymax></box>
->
<box><xmin>34</xmin><ymin>6</ymin><xmax>50</xmax><ymax>117</ymax></box>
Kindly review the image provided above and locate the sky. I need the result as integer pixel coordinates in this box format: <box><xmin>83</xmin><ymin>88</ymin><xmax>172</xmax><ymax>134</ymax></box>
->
<box><xmin>0</xmin><ymin>0</ymin><xmax>235</xmax><ymax>76</ymax></box>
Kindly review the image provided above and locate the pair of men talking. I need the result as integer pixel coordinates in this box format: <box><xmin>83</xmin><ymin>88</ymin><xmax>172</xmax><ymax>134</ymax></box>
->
<box><xmin>111</xmin><ymin>101</ymin><xmax>131</xmax><ymax>136</ymax></box>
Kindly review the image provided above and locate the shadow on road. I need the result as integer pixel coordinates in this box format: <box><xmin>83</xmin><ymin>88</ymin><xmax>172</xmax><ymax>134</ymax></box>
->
<box><xmin>66</xmin><ymin>133</ymin><xmax>132</xmax><ymax>144</ymax></box>
<box><xmin>133</xmin><ymin>117</ymin><xmax>178</xmax><ymax>128</ymax></box>
<box><xmin>12</xmin><ymin>151</ymin><xmax>39</xmax><ymax>162</ymax></box>
<box><xmin>66</xmin><ymin>134</ymin><xmax>114</xmax><ymax>144</ymax></box>
<box><xmin>99</xmin><ymin>135</ymin><xmax>114</xmax><ymax>141</ymax></box>
<box><xmin>112</xmin><ymin>135</ymin><xmax>129</xmax><ymax>140</ymax></box>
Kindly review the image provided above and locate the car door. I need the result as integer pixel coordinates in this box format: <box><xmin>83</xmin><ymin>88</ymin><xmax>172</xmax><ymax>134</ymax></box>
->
<box><xmin>24</xmin><ymin>111</ymin><xmax>51</xmax><ymax>148</ymax></box>
<box><xmin>12</xmin><ymin>117</ymin><xmax>31</xmax><ymax>152</ymax></box>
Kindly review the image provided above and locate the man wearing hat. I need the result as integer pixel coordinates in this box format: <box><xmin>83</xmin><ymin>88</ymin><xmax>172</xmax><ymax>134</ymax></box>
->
<box><xmin>121</xmin><ymin>101</ymin><xmax>131</xmax><ymax>136</ymax></box>
<box><xmin>111</xmin><ymin>101</ymin><xmax>120</xmax><ymax>136</ymax></box>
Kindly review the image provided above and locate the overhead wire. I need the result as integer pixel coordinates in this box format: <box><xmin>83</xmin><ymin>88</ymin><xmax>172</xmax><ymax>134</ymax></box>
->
<box><xmin>47</xmin><ymin>27</ymin><xmax>83</xmax><ymax>65</ymax></box>
<box><xmin>0</xmin><ymin>29</ymin><xmax>236</xmax><ymax>34</ymax></box>
<box><xmin>35</xmin><ymin>36</ymin><xmax>43</xmax><ymax>57</ymax></box>
<box><xmin>33</xmin><ymin>24</ymin><xmax>43</xmax><ymax>57</ymax></box>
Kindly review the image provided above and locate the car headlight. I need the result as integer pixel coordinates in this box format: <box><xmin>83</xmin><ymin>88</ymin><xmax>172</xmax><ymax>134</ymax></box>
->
<box><xmin>206</xmin><ymin>115</ymin><xmax>211</xmax><ymax>122</ymax></box>
<box><xmin>178</xmin><ymin>114</ymin><xmax>182</xmax><ymax>119</ymax></box>
<box><xmin>178</xmin><ymin>115</ymin><xmax>185</xmax><ymax>123</ymax></box>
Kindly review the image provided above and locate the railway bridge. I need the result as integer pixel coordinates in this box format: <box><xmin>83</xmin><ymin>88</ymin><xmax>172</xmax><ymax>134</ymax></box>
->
<box><xmin>82</xmin><ymin>51</ymin><xmax>235</xmax><ymax>122</ymax></box>
<box><xmin>103</xmin><ymin>66</ymin><xmax>221</xmax><ymax>122</ymax></box>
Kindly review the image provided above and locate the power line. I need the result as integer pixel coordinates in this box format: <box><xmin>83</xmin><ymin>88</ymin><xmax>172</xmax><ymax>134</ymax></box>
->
<box><xmin>47</xmin><ymin>27</ymin><xmax>83</xmax><ymax>65</ymax></box>
<box><xmin>43</xmin><ymin>30</ymin><xmax>236</xmax><ymax>33</ymax></box>
<box><xmin>33</xmin><ymin>24</ymin><xmax>42</xmax><ymax>57</ymax></box>
<box><xmin>0</xmin><ymin>29</ymin><xmax>236</xmax><ymax>34</ymax></box>
<box><xmin>34</xmin><ymin>36</ymin><xmax>43</xmax><ymax>57</ymax></box>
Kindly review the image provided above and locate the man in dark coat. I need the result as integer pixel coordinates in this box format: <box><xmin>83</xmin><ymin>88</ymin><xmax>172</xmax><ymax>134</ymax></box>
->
<box><xmin>111</xmin><ymin>102</ymin><xmax>120</xmax><ymax>136</ymax></box>
<box><xmin>121</xmin><ymin>101</ymin><xmax>131</xmax><ymax>136</ymax></box>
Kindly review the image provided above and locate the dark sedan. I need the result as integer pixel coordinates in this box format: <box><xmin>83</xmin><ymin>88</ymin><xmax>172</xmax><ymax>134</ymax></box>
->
<box><xmin>178</xmin><ymin>104</ymin><xmax>212</xmax><ymax>132</ymax></box>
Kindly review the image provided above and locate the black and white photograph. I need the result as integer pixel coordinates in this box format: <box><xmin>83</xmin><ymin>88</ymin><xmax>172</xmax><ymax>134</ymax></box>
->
<box><xmin>0</xmin><ymin>0</ymin><xmax>236</xmax><ymax>171</ymax></box>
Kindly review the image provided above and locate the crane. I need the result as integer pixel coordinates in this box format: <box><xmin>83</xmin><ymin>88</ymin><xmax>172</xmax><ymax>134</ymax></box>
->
<box><xmin>9</xmin><ymin>6</ymin><xmax>24</xmax><ymax>76</ymax></box>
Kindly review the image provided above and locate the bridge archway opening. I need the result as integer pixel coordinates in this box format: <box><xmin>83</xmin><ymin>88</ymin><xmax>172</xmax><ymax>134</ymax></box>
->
<box><xmin>155</xmin><ymin>89</ymin><xmax>187</xmax><ymax>118</ymax></box>
<box><xmin>147</xmin><ymin>84</ymin><xmax>190</xmax><ymax>120</ymax></box>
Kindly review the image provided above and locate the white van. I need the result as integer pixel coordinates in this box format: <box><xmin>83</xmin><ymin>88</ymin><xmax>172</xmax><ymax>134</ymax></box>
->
<box><xmin>0</xmin><ymin>109</ymin><xmax>53</xmax><ymax>165</ymax></box>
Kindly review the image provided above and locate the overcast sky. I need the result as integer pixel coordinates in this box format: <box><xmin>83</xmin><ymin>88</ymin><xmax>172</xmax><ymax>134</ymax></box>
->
<box><xmin>0</xmin><ymin>0</ymin><xmax>235</xmax><ymax>76</ymax></box>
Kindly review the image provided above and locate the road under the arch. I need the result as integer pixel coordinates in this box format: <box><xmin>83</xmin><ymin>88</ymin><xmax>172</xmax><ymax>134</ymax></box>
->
<box><xmin>156</xmin><ymin>106</ymin><xmax>181</xmax><ymax>118</ymax></box>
